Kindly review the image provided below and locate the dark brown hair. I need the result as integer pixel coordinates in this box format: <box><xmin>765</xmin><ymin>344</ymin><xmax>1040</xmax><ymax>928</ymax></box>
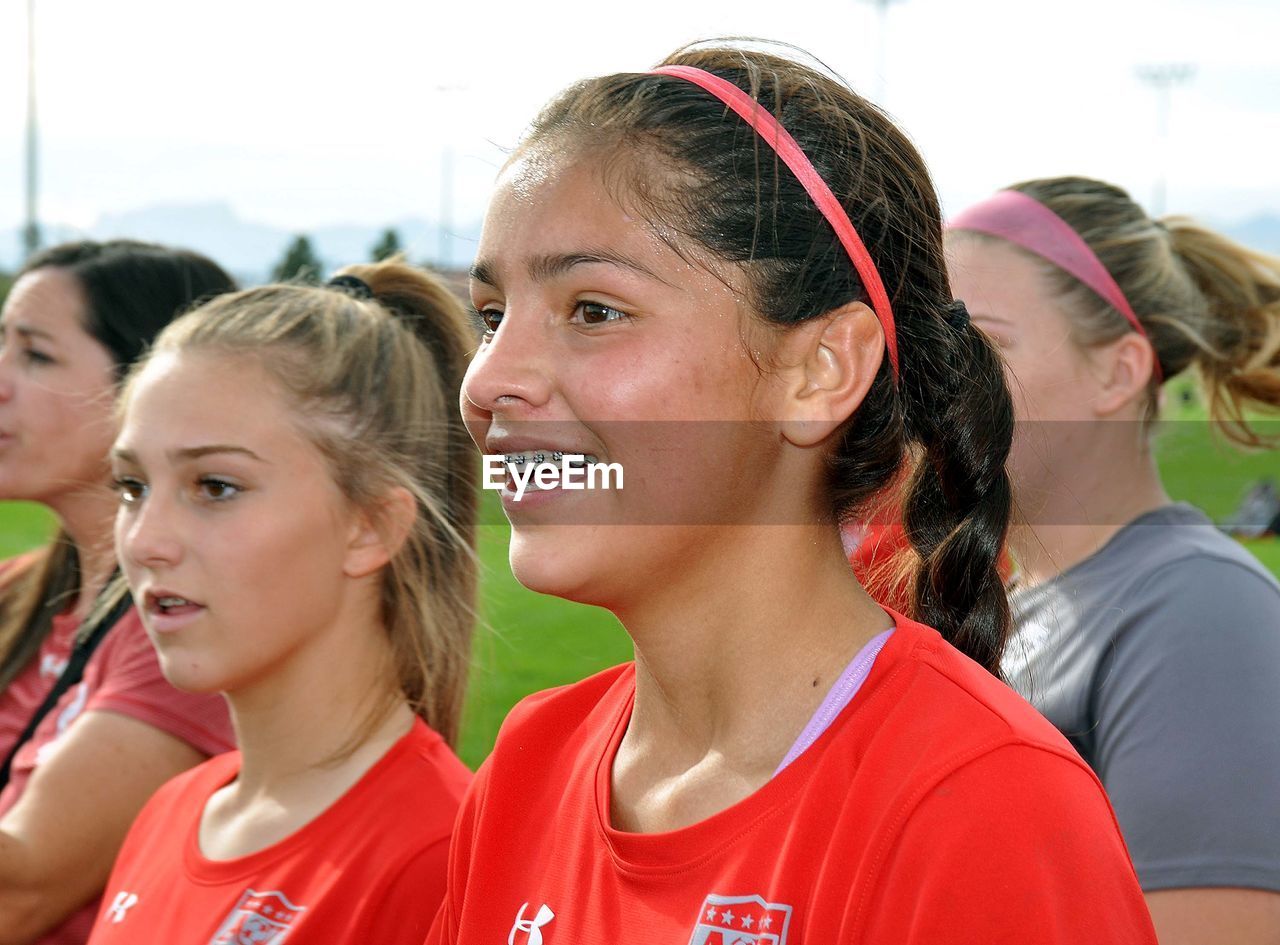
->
<box><xmin>0</xmin><ymin>241</ymin><xmax>235</xmax><ymax>693</ymax></box>
<box><xmin>520</xmin><ymin>43</ymin><xmax>1015</xmax><ymax>673</ymax></box>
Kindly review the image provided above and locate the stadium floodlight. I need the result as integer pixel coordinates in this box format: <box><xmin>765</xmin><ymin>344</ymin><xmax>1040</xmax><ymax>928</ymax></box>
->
<box><xmin>23</xmin><ymin>0</ymin><xmax>41</xmax><ymax>259</ymax></box>
<box><xmin>856</xmin><ymin>0</ymin><xmax>907</xmax><ymax>105</ymax></box>
<box><xmin>1135</xmin><ymin>63</ymin><xmax>1196</xmax><ymax>216</ymax></box>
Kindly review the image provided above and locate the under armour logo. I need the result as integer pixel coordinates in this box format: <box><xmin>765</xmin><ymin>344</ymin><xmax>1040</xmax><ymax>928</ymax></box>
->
<box><xmin>106</xmin><ymin>891</ymin><xmax>139</xmax><ymax>924</ymax></box>
<box><xmin>508</xmin><ymin>902</ymin><xmax>554</xmax><ymax>945</ymax></box>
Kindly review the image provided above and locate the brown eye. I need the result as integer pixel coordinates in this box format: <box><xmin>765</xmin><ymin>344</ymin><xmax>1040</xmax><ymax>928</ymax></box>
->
<box><xmin>198</xmin><ymin>478</ymin><xmax>242</xmax><ymax>502</ymax></box>
<box><xmin>479</xmin><ymin>309</ymin><xmax>503</xmax><ymax>334</ymax></box>
<box><xmin>113</xmin><ymin>477</ymin><xmax>147</xmax><ymax>505</ymax></box>
<box><xmin>574</xmin><ymin>302</ymin><xmax>628</xmax><ymax>325</ymax></box>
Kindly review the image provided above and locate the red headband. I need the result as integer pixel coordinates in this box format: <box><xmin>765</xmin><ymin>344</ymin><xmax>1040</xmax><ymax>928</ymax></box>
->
<box><xmin>949</xmin><ymin>189</ymin><xmax>1161</xmax><ymax>381</ymax></box>
<box><xmin>649</xmin><ymin>64</ymin><xmax>900</xmax><ymax>380</ymax></box>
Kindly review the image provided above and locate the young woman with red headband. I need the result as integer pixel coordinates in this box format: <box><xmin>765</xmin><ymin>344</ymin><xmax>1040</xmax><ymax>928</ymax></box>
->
<box><xmin>427</xmin><ymin>47</ymin><xmax>1155</xmax><ymax>944</ymax></box>
<box><xmin>950</xmin><ymin>177</ymin><xmax>1280</xmax><ymax>944</ymax></box>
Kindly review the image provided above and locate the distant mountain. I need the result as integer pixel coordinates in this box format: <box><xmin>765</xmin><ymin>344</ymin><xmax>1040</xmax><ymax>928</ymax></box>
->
<box><xmin>1222</xmin><ymin>216</ymin><xmax>1280</xmax><ymax>255</ymax></box>
<box><xmin>1</xmin><ymin>202</ymin><xmax>482</xmax><ymax>283</ymax></box>
<box><xmin>4</xmin><ymin>203</ymin><xmax>1278</xmax><ymax>282</ymax></box>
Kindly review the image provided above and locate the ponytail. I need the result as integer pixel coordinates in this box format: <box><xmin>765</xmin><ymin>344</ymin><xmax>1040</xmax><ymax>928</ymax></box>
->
<box><xmin>337</xmin><ymin>259</ymin><xmax>480</xmax><ymax>746</ymax></box>
<box><xmin>997</xmin><ymin>177</ymin><xmax>1280</xmax><ymax>449</ymax></box>
<box><xmin>1160</xmin><ymin>219</ymin><xmax>1280</xmax><ymax>447</ymax></box>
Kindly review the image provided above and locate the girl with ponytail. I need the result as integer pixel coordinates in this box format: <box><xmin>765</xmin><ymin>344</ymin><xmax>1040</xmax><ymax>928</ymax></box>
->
<box><xmin>427</xmin><ymin>45</ymin><xmax>1154</xmax><ymax>944</ymax></box>
<box><xmin>85</xmin><ymin>260</ymin><xmax>477</xmax><ymax>945</ymax></box>
<box><xmin>951</xmin><ymin>177</ymin><xmax>1280</xmax><ymax>943</ymax></box>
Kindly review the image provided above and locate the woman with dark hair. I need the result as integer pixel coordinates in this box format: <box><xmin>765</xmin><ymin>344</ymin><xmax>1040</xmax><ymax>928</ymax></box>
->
<box><xmin>0</xmin><ymin>240</ymin><xmax>237</xmax><ymax>945</ymax></box>
<box><xmin>950</xmin><ymin>178</ymin><xmax>1280</xmax><ymax>944</ymax></box>
<box><xmin>425</xmin><ymin>45</ymin><xmax>1156</xmax><ymax>944</ymax></box>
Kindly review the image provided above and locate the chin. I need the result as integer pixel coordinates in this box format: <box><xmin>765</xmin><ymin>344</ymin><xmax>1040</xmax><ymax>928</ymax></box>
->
<box><xmin>152</xmin><ymin>648</ymin><xmax>229</xmax><ymax>695</ymax></box>
<box><xmin>507</xmin><ymin>528</ymin><xmax>610</xmax><ymax>606</ymax></box>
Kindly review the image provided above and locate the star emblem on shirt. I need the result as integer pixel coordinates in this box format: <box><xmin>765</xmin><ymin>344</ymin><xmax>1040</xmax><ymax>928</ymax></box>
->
<box><xmin>760</xmin><ymin>915</ymin><xmax>773</xmax><ymax>930</ymax></box>
<box><xmin>741</xmin><ymin>915</ymin><xmax>754</xmax><ymax>929</ymax></box>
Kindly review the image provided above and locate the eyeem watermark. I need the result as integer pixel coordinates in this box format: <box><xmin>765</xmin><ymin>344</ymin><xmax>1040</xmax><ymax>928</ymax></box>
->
<box><xmin>484</xmin><ymin>452</ymin><xmax>624</xmax><ymax>501</ymax></box>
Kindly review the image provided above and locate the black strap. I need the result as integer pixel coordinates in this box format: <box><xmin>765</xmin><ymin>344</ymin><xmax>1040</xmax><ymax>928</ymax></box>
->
<box><xmin>0</xmin><ymin>590</ymin><xmax>134</xmax><ymax>789</ymax></box>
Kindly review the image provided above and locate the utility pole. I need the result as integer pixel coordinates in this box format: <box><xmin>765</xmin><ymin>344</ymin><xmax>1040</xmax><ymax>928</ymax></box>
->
<box><xmin>23</xmin><ymin>0</ymin><xmax>41</xmax><ymax>258</ymax></box>
<box><xmin>858</xmin><ymin>0</ymin><xmax>906</xmax><ymax>105</ymax></box>
<box><xmin>1135</xmin><ymin>63</ymin><xmax>1195</xmax><ymax>216</ymax></box>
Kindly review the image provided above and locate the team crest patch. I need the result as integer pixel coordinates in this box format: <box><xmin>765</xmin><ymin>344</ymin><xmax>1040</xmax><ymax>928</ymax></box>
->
<box><xmin>688</xmin><ymin>894</ymin><xmax>793</xmax><ymax>945</ymax></box>
<box><xmin>209</xmin><ymin>889</ymin><xmax>307</xmax><ymax>944</ymax></box>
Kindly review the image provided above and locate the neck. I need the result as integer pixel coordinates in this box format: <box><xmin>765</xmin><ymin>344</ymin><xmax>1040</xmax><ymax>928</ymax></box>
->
<box><xmin>224</xmin><ymin>595</ymin><xmax>412</xmax><ymax>798</ymax></box>
<box><xmin>618</xmin><ymin>524</ymin><xmax>892</xmax><ymax>774</ymax></box>
<box><xmin>46</xmin><ymin>483</ymin><xmax>120</xmax><ymax>618</ymax></box>
<box><xmin>1010</xmin><ymin>430</ymin><xmax>1170</xmax><ymax>586</ymax></box>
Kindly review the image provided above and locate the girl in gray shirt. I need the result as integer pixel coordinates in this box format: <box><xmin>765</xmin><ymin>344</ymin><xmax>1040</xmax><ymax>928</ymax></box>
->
<box><xmin>949</xmin><ymin>177</ymin><xmax>1280</xmax><ymax>944</ymax></box>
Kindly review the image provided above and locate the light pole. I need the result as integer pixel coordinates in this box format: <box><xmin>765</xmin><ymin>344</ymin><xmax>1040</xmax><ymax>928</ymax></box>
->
<box><xmin>1135</xmin><ymin>63</ymin><xmax>1195</xmax><ymax>216</ymax></box>
<box><xmin>434</xmin><ymin>84</ymin><xmax>467</xmax><ymax>270</ymax></box>
<box><xmin>23</xmin><ymin>0</ymin><xmax>40</xmax><ymax>258</ymax></box>
<box><xmin>858</xmin><ymin>0</ymin><xmax>906</xmax><ymax>105</ymax></box>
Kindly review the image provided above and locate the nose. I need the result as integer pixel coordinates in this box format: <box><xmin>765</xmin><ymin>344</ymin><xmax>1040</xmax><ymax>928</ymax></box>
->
<box><xmin>116</xmin><ymin>487</ymin><xmax>184</xmax><ymax>573</ymax></box>
<box><xmin>461</xmin><ymin>309</ymin><xmax>555</xmax><ymax>420</ymax></box>
<box><xmin>0</xmin><ymin>350</ymin><xmax>17</xmax><ymax>404</ymax></box>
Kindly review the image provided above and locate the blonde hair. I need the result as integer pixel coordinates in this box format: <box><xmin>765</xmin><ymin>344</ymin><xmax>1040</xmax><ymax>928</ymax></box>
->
<box><xmin>991</xmin><ymin>177</ymin><xmax>1280</xmax><ymax>447</ymax></box>
<box><xmin>130</xmin><ymin>259</ymin><xmax>479</xmax><ymax>746</ymax></box>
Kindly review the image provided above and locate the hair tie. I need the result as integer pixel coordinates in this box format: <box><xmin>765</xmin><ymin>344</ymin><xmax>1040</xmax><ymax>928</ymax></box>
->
<box><xmin>648</xmin><ymin>64</ymin><xmax>899</xmax><ymax>381</ymax></box>
<box><xmin>327</xmin><ymin>274</ymin><xmax>375</xmax><ymax>300</ymax></box>
<box><xmin>944</xmin><ymin>299</ymin><xmax>970</xmax><ymax>332</ymax></box>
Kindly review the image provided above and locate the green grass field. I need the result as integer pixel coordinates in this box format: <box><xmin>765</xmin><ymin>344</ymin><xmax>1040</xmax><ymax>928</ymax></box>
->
<box><xmin>2</xmin><ymin>411</ymin><xmax>1276</xmax><ymax>767</ymax></box>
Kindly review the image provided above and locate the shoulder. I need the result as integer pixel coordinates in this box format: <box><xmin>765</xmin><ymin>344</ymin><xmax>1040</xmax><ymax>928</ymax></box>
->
<box><xmin>119</xmin><ymin>751</ymin><xmax>240</xmax><ymax>850</ymax></box>
<box><xmin>1099</xmin><ymin>504</ymin><xmax>1279</xmax><ymax>598</ymax></box>
<box><xmin>490</xmin><ymin>662</ymin><xmax>634</xmax><ymax>762</ymax></box>
<box><xmin>384</xmin><ymin>720</ymin><xmax>473</xmax><ymax>824</ymax></box>
<box><xmin>885</xmin><ymin>619</ymin><xmax>1084</xmax><ymax>758</ymax></box>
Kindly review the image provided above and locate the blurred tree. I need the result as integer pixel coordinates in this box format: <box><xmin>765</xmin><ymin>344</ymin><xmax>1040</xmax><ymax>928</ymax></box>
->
<box><xmin>272</xmin><ymin>235</ymin><xmax>322</xmax><ymax>283</ymax></box>
<box><xmin>370</xmin><ymin>228</ymin><xmax>403</xmax><ymax>262</ymax></box>
<box><xmin>0</xmin><ymin>270</ymin><xmax>13</xmax><ymax>309</ymax></box>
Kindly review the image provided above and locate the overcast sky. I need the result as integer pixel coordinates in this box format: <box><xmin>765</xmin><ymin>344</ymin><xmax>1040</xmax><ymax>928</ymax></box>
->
<box><xmin>0</xmin><ymin>0</ymin><xmax>1275</xmax><ymax>242</ymax></box>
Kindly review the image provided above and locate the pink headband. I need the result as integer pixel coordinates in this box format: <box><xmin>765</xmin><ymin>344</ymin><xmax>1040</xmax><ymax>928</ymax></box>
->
<box><xmin>949</xmin><ymin>190</ymin><xmax>1161</xmax><ymax>380</ymax></box>
<box><xmin>649</xmin><ymin>64</ymin><xmax>900</xmax><ymax>380</ymax></box>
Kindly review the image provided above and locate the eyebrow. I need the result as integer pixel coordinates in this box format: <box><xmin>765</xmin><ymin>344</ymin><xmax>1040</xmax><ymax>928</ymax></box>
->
<box><xmin>112</xmin><ymin>445</ymin><xmax>269</xmax><ymax>464</ymax></box>
<box><xmin>1</xmin><ymin>323</ymin><xmax>57</xmax><ymax>343</ymax></box>
<box><xmin>470</xmin><ymin>250</ymin><xmax>668</xmax><ymax>288</ymax></box>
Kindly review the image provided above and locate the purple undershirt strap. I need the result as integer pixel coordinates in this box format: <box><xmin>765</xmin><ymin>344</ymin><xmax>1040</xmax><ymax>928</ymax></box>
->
<box><xmin>773</xmin><ymin>628</ymin><xmax>894</xmax><ymax>776</ymax></box>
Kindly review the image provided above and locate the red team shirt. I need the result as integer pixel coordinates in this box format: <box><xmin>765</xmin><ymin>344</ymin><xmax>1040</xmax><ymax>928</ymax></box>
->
<box><xmin>0</xmin><ymin>557</ymin><xmax>234</xmax><ymax>945</ymax></box>
<box><xmin>427</xmin><ymin>613</ymin><xmax>1157</xmax><ymax>945</ymax></box>
<box><xmin>87</xmin><ymin>717</ymin><xmax>471</xmax><ymax>945</ymax></box>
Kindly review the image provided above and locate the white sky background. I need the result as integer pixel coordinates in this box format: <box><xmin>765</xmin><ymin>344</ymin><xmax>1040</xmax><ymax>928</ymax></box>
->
<box><xmin>0</xmin><ymin>0</ymin><xmax>1275</xmax><ymax>240</ymax></box>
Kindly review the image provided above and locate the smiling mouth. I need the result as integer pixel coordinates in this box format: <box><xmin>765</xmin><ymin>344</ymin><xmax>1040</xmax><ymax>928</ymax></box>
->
<box><xmin>502</xmin><ymin>451</ymin><xmax>600</xmax><ymax>493</ymax></box>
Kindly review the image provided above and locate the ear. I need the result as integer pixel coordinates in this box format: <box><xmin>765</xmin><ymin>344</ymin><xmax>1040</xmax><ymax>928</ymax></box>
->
<box><xmin>342</xmin><ymin>486</ymin><xmax>417</xmax><ymax>579</ymax></box>
<box><xmin>774</xmin><ymin>301</ymin><xmax>886</xmax><ymax>447</ymax></box>
<box><xmin>1089</xmin><ymin>332</ymin><xmax>1157</xmax><ymax>417</ymax></box>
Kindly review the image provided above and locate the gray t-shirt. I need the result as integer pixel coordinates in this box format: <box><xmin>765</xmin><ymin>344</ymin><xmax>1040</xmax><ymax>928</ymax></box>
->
<box><xmin>1004</xmin><ymin>503</ymin><xmax>1280</xmax><ymax>891</ymax></box>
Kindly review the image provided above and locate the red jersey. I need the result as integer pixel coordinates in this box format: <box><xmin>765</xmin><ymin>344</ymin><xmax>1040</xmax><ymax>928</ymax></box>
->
<box><xmin>0</xmin><ymin>556</ymin><xmax>234</xmax><ymax>945</ymax></box>
<box><xmin>88</xmin><ymin>717</ymin><xmax>471</xmax><ymax>945</ymax></box>
<box><xmin>428</xmin><ymin>614</ymin><xmax>1156</xmax><ymax>945</ymax></box>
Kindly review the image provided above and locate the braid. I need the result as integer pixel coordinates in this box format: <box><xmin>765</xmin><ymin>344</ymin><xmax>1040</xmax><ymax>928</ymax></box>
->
<box><xmin>899</xmin><ymin>310</ymin><xmax>1014</xmax><ymax>675</ymax></box>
